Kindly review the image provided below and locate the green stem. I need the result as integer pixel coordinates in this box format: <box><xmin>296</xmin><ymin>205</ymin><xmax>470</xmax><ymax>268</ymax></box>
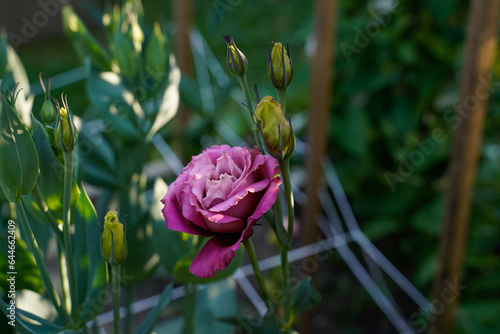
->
<box><xmin>14</xmin><ymin>199</ymin><xmax>70</xmax><ymax>324</ymax></box>
<box><xmin>243</xmin><ymin>239</ymin><xmax>270</xmax><ymax>308</ymax></box>
<box><xmin>56</xmin><ymin>240</ymin><xmax>70</xmax><ymax>315</ymax></box>
<box><xmin>31</xmin><ymin>183</ymin><xmax>64</xmax><ymax>244</ymax></box>
<box><xmin>112</xmin><ymin>264</ymin><xmax>122</xmax><ymax>334</ymax></box>
<box><xmin>237</xmin><ymin>75</ymin><xmax>265</xmax><ymax>151</ymax></box>
<box><xmin>279</xmin><ymin>158</ymin><xmax>294</xmax><ymax>332</ymax></box>
<box><xmin>62</xmin><ymin>151</ymin><xmax>77</xmax><ymax>316</ymax></box>
<box><xmin>277</xmin><ymin>88</ymin><xmax>287</xmax><ymax>113</ymax></box>
<box><xmin>280</xmin><ymin>158</ymin><xmax>295</xmax><ymax>241</ymax></box>
<box><xmin>280</xmin><ymin>249</ymin><xmax>291</xmax><ymax>333</ymax></box>
<box><xmin>183</xmin><ymin>283</ymin><xmax>196</xmax><ymax>334</ymax></box>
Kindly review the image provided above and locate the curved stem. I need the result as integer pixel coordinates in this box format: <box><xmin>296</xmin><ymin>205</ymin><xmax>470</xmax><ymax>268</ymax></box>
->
<box><xmin>63</xmin><ymin>151</ymin><xmax>76</xmax><ymax>316</ymax></box>
<box><xmin>237</xmin><ymin>75</ymin><xmax>265</xmax><ymax>151</ymax></box>
<box><xmin>112</xmin><ymin>264</ymin><xmax>121</xmax><ymax>334</ymax></box>
<box><xmin>15</xmin><ymin>199</ymin><xmax>70</xmax><ymax>323</ymax></box>
<box><xmin>31</xmin><ymin>183</ymin><xmax>64</xmax><ymax>244</ymax></box>
<box><xmin>243</xmin><ymin>239</ymin><xmax>270</xmax><ymax>308</ymax></box>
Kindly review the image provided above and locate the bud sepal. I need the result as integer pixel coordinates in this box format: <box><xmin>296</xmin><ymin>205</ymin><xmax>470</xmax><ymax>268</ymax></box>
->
<box><xmin>53</xmin><ymin>94</ymin><xmax>78</xmax><ymax>152</ymax></box>
<box><xmin>267</xmin><ymin>42</ymin><xmax>294</xmax><ymax>90</ymax></box>
<box><xmin>223</xmin><ymin>35</ymin><xmax>248</xmax><ymax>78</ymax></box>
<box><xmin>255</xmin><ymin>95</ymin><xmax>295</xmax><ymax>160</ymax></box>
<box><xmin>101</xmin><ymin>211</ymin><xmax>127</xmax><ymax>265</ymax></box>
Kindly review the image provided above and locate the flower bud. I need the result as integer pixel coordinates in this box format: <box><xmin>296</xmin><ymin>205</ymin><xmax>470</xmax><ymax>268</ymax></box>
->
<box><xmin>101</xmin><ymin>211</ymin><xmax>127</xmax><ymax>265</ymax></box>
<box><xmin>145</xmin><ymin>22</ymin><xmax>168</xmax><ymax>81</ymax></box>
<box><xmin>255</xmin><ymin>96</ymin><xmax>295</xmax><ymax>159</ymax></box>
<box><xmin>39</xmin><ymin>73</ymin><xmax>56</xmax><ymax>124</ymax></box>
<box><xmin>111</xmin><ymin>31</ymin><xmax>137</xmax><ymax>78</ymax></box>
<box><xmin>54</xmin><ymin>94</ymin><xmax>78</xmax><ymax>152</ymax></box>
<box><xmin>267</xmin><ymin>42</ymin><xmax>294</xmax><ymax>90</ymax></box>
<box><xmin>41</xmin><ymin>100</ymin><xmax>57</xmax><ymax>124</ymax></box>
<box><xmin>223</xmin><ymin>35</ymin><xmax>248</xmax><ymax>77</ymax></box>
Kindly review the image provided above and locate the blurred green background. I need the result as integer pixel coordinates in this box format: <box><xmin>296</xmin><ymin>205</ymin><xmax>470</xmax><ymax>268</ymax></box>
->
<box><xmin>2</xmin><ymin>0</ymin><xmax>500</xmax><ymax>332</ymax></box>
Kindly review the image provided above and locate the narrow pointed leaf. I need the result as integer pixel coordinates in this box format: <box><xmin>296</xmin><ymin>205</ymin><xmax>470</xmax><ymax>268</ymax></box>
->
<box><xmin>0</xmin><ymin>93</ymin><xmax>39</xmax><ymax>202</ymax></box>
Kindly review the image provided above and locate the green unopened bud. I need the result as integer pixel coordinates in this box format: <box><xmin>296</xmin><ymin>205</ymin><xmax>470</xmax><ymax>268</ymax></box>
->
<box><xmin>267</xmin><ymin>42</ymin><xmax>294</xmax><ymax>90</ymax></box>
<box><xmin>111</xmin><ymin>31</ymin><xmax>137</xmax><ymax>78</ymax></box>
<box><xmin>145</xmin><ymin>22</ymin><xmax>168</xmax><ymax>81</ymax></box>
<box><xmin>41</xmin><ymin>100</ymin><xmax>57</xmax><ymax>124</ymax></box>
<box><xmin>255</xmin><ymin>95</ymin><xmax>295</xmax><ymax>159</ymax></box>
<box><xmin>54</xmin><ymin>94</ymin><xmax>78</xmax><ymax>152</ymax></box>
<box><xmin>223</xmin><ymin>35</ymin><xmax>248</xmax><ymax>77</ymax></box>
<box><xmin>101</xmin><ymin>211</ymin><xmax>127</xmax><ymax>265</ymax></box>
<box><xmin>39</xmin><ymin>73</ymin><xmax>56</xmax><ymax>124</ymax></box>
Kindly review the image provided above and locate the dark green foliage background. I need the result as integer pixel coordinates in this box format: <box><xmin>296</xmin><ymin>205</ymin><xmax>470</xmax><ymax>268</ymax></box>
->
<box><xmin>5</xmin><ymin>0</ymin><xmax>500</xmax><ymax>332</ymax></box>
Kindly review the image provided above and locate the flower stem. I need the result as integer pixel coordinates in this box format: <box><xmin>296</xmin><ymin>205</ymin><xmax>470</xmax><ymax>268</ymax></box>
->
<box><xmin>112</xmin><ymin>264</ymin><xmax>121</xmax><ymax>334</ymax></box>
<box><xmin>31</xmin><ymin>183</ymin><xmax>64</xmax><ymax>244</ymax></box>
<box><xmin>243</xmin><ymin>239</ymin><xmax>270</xmax><ymax>309</ymax></box>
<box><xmin>277</xmin><ymin>88</ymin><xmax>287</xmax><ymax>113</ymax></box>
<box><xmin>237</xmin><ymin>75</ymin><xmax>265</xmax><ymax>151</ymax></box>
<box><xmin>279</xmin><ymin>157</ymin><xmax>294</xmax><ymax>332</ymax></box>
<box><xmin>184</xmin><ymin>283</ymin><xmax>197</xmax><ymax>334</ymax></box>
<box><xmin>280</xmin><ymin>249</ymin><xmax>291</xmax><ymax>333</ymax></box>
<box><xmin>280</xmin><ymin>158</ymin><xmax>295</xmax><ymax>241</ymax></box>
<box><xmin>63</xmin><ymin>151</ymin><xmax>77</xmax><ymax>316</ymax></box>
<box><xmin>14</xmin><ymin>199</ymin><xmax>70</xmax><ymax>324</ymax></box>
<box><xmin>57</xmin><ymin>240</ymin><xmax>70</xmax><ymax>315</ymax></box>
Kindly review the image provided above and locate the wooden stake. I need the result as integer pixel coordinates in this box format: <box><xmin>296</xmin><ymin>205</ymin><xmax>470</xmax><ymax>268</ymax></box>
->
<box><xmin>172</xmin><ymin>0</ymin><xmax>194</xmax><ymax>161</ymax></box>
<box><xmin>433</xmin><ymin>1</ymin><xmax>500</xmax><ymax>333</ymax></box>
<box><xmin>300</xmin><ymin>1</ymin><xmax>338</xmax><ymax>333</ymax></box>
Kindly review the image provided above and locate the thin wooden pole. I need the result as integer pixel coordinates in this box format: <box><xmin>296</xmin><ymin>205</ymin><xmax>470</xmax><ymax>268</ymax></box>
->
<box><xmin>300</xmin><ymin>1</ymin><xmax>338</xmax><ymax>333</ymax></box>
<box><xmin>432</xmin><ymin>1</ymin><xmax>500</xmax><ymax>333</ymax></box>
<box><xmin>301</xmin><ymin>0</ymin><xmax>338</xmax><ymax>251</ymax></box>
<box><xmin>172</xmin><ymin>0</ymin><xmax>194</xmax><ymax>161</ymax></box>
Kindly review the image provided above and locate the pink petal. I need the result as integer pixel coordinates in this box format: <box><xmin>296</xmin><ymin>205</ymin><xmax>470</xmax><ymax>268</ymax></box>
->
<box><xmin>214</xmin><ymin>151</ymin><xmax>243</xmax><ymax>179</ymax></box>
<box><xmin>161</xmin><ymin>186</ymin><xmax>211</xmax><ymax>237</ymax></box>
<box><xmin>203</xmin><ymin>173</ymin><xmax>235</xmax><ymax>208</ymax></box>
<box><xmin>247</xmin><ymin>160</ymin><xmax>282</xmax><ymax>226</ymax></box>
<box><xmin>210</xmin><ymin>178</ymin><xmax>270</xmax><ymax>218</ymax></box>
<box><xmin>197</xmin><ymin>207</ymin><xmax>245</xmax><ymax>234</ymax></box>
<box><xmin>190</xmin><ymin>233</ymin><xmax>241</xmax><ymax>278</ymax></box>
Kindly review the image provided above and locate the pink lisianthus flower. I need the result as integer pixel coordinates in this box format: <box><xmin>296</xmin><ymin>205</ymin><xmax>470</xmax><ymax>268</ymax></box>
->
<box><xmin>161</xmin><ymin>145</ymin><xmax>281</xmax><ymax>278</ymax></box>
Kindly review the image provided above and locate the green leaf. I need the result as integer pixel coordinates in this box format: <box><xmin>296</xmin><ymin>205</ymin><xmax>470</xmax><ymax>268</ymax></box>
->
<box><xmin>292</xmin><ymin>276</ymin><xmax>321</xmax><ymax>314</ymax></box>
<box><xmin>85</xmin><ymin>63</ymin><xmax>142</xmax><ymax>141</ymax></box>
<box><xmin>173</xmin><ymin>248</ymin><xmax>243</xmax><ymax>284</ymax></box>
<box><xmin>72</xmin><ymin>183</ymin><xmax>108</xmax><ymax>324</ymax></box>
<box><xmin>0</xmin><ymin>236</ymin><xmax>43</xmax><ymax>294</ymax></box>
<box><xmin>23</xmin><ymin>123</ymin><xmax>79</xmax><ymax>222</ymax></box>
<box><xmin>62</xmin><ymin>6</ymin><xmax>112</xmax><ymax>71</ymax></box>
<box><xmin>135</xmin><ymin>282</ymin><xmax>173</xmax><ymax>334</ymax></box>
<box><xmin>0</xmin><ymin>91</ymin><xmax>39</xmax><ymax>202</ymax></box>
<box><xmin>0</xmin><ymin>298</ymin><xmax>63</xmax><ymax>334</ymax></box>
<box><xmin>146</xmin><ymin>56</ymin><xmax>180</xmax><ymax>141</ymax></box>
